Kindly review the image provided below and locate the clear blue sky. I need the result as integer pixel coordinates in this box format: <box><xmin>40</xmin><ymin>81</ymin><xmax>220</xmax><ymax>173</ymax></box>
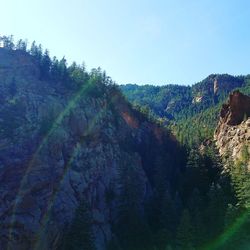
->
<box><xmin>1</xmin><ymin>0</ymin><xmax>250</xmax><ymax>85</ymax></box>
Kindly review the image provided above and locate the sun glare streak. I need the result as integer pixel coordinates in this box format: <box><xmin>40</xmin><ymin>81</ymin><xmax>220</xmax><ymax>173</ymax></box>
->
<box><xmin>32</xmin><ymin>102</ymin><xmax>110</xmax><ymax>249</ymax></box>
<box><xmin>201</xmin><ymin>209</ymin><xmax>250</xmax><ymax>250</ymax></box>
<box><xmin>7</xmin><ymin>81</ymin><xmax>96</xmax><ymax>249</ymax></box>
<box><xmin>33</xmin><ymin>92</ymin><xmax>118</xmax><ymax>249</ymax></box>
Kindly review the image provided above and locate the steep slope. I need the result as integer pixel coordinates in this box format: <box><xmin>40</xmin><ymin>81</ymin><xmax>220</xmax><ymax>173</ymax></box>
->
<box><xmin>0</xmin><ymin>48</ymin><xmax>183</xmax><ymax>250</ymax></box>
<box><xmin>215</xmin><ymin>91</ymin><xmax>250</xmax><ymax>167</ymax></box>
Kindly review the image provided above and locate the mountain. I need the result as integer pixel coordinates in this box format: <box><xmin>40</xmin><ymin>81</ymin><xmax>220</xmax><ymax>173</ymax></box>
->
<box><xmin>0</xmin><ymin>47</ymin><xmax>184</xmax><ymax>249</ymax></box>
<box><xmin>0</xmin><ymin>36</ymin><xmax>250</xmax><ymax>250</ymax></box>
<box><xmin>120</xmin><ymin>74</ymin><xmax>250</xmax><ymax>146</ymax></box>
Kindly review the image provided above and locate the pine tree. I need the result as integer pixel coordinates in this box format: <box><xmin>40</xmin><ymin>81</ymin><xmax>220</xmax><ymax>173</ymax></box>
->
<box><xmin>30</xmin><ymin>41</ymin><xmax>43</xmax><ymax>63</ymax></box>
<box><xmin>176</xmin><ymin>209</ymin><xmax>194</xmax><ymax>250</ymax></box>
<box><xmin>61</xmin><ymin>201</ymin><xmax>95</xmax><ymax>250</ymax></box>
<box><xmin>187</xmin><ymin>189</ymin><xmax>206</xmax><ymax>247</ymax></box>
<box><xmin>0</xmin><ymin>35</ymin><xmax>15</xmax><ymax>49</ymax></box>
<box><xmin>205</xmin><ymin>183</ymin><xmax>227</xmax><ymax>241</ymax></box>
<box><xmin>40</xmin><ymin>49</ymin><xmax>52</xmax><ymax>80</ymax></box>
<box><xmin>116</xmin><ymin>160</ymin><xmax>153</xmax><ymax>250</ymax></box>
<box><xmin>16</xmin><ymin>39</ymin><xmax>28</xmax><ymax>51</ymax></box>
<box><xmin>50</xmin><ymin>56</ymin><xmax>60</xmax><ymax>80</ymax></box>
<box><xmin>230</xmin><ymin>145</ymin><xmax>250</xmax><ymax>209</ymax></box>
<box><xmin>68</xmin><ymin>61</ymin><xmax>87</xmax><ymax>87</ymax></box>
<box><xmin>154</xmin><ymin>191</ymin><xmax>176</xmax><ymax>249</ymax></box>
<box><xmin>58</xmin><ymin>57</ymin><xmax>68</xmax><ymax>81</ymax></box>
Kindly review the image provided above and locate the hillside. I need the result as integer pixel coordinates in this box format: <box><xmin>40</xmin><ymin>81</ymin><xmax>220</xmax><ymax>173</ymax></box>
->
<box><xmin>120</xmin><ymin>74</ymin><xmax>250</xmax><ymax>146</ymax></box>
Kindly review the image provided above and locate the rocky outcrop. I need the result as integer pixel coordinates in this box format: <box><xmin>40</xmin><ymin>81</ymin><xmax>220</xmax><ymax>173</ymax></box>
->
<box><xmin>213</xmin><ymin>78</ymin><xmax>219</xmax><ymax>95</ymax></box>
<box><xmin>219</xmin><ymin>91</ymin><xmax>250</xmax><ymax>126</ymax></box>
<box><xmin>192</xmin><ymin>95</ymin><xmax>203</xmax><ymax>104</ymax></box>
<box><xmin>0</xmin><ymin>49</ymin><xmax>182</xmax><ymax>249</ymax></box>
<box><xmin>215</xmin><ymin>91</ymin><xmax>250</xmax><ymax>166</ymax></box>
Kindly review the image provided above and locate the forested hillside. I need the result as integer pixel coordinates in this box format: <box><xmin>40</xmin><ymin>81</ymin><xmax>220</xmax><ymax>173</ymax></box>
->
<box><xmin>121</xmin><ymin>75</ymin><xmax>250</xmax><ymax>147</ymax></box>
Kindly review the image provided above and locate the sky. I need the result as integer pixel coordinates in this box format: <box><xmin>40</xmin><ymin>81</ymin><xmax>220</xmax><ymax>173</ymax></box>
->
<box><xmin>1</xmin><ymin>0</ymin><xmax>250</xmax><ymax>85</ymax></box>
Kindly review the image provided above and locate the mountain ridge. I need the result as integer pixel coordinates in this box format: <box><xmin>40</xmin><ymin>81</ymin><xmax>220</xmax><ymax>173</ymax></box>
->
<box><xmin>120</xmin><ymin>74</ymin><xmax>250</xmax><ymax>146</ymax></box>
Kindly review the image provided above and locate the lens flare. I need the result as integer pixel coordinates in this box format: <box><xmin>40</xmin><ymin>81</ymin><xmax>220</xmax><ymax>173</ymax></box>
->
<box><xmin>201</xmin><ymin>209</ymin><xmax>250</xmax><ymax>250</ymax></box>
<box><xmin>7</xmin><ymin>81</ymin><xmax>101</xmax><ymax>249</ymax></box>
<box><xmin>33</xmin><ymin>101</ymin><xmax>112</xmax><ymax>250</ymax></box>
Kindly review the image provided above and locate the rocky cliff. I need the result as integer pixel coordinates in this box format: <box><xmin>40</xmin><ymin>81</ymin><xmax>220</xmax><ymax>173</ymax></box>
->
<box><xmin>215</xmin><ymin>91</ymin><xmax>250</xmax><ymax>167</ymax></box>
<box><xmin>0</xmin><ymin>48</ymin><xmax>182</xmax><ymax>249</ymax></box>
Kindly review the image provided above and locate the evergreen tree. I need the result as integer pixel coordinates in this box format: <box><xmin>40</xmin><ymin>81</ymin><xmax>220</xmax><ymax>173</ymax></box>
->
<box><xmin>0</xmin><ymin>35</ymin><xmax>15</xmax><ymax>49</ymax></box>
<box><xmin>16</xmin><ymin>39</ymin><xmax>28</xmax><ymax>51</ymax></box>
<box><xmin>68</xmin><ymin>61</ymin><xmax>87</xmax><ymax>87</ymax></box>
<box><xmin>50</xmin><ymin>56</ymin><xmax>60</xmax><ymax>80</ymax></box>
<box><xmin>187</xmin><ymin>189</ymin><xmax>206</xmax><ymax>247</ymax></box>
<box><xmin>40</xmin><ymin>49</ymin><xmax>52</xmax><ymax>79</ymax></box>
<box><xmin>176</xmin><ymin>209</ymin><xmax>194</xmax><ymax>250</ymax></box>
<box><xmin>180</xmin><ymin>149</ymin><xmax>209</xmax><ymax>200</ymax></box>
<box><xmin>58</xmin><ymin>57</ymin><xmax>68</xmax><ymax>81</ymax></box>
<box><xmin>30</xmin><ymin>41</ymin><xmax>43</xmax><ymax>62</ymax></box>
<box><xmin>115</xmin><ymin>160</ymin><xmax>153</xmax><ymax>250</ymax></box>
<box><xmin>230</xmin><ymin>145</ymin><xmax>250</xmax><ymax>209</ymax></box>
<box><xmin>61</xmin><ymin>201</ymin><xmax>95</xmax><ymax>250</ymax></box>
<box><xmin>154</xmin><ymin>191</ymin><xmax>176</xmax><ymax>249</ymax></box>
<box><xmin>205</xmin><ymin>183</ymin><xmax>226</xmax><ymax>240</ymax></box>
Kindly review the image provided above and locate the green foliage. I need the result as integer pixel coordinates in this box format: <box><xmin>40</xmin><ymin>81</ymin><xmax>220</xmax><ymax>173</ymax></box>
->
<box><xmin>176</xmin><ymin>209</ymin><xmax>195</xmax><ymax>250</ymax></box>
<box><xmin>171</xmin><ymin>103</ymin><xmax>222</xmax><ymax>147</ymax></box>
<box><xmin>15</xmin><ymin>39</ymin><xmax>28</xmax><ymax>51</ymax></box>
<box><xmin>0</xmin><ymin>35</ymin><xmax>15</xmax><ymax>49</ymax></box>
<box><xmin>40</xmin><ymin>49</ymin><xmax>52</xmax><ymax>79</ymax></box>
<box><xmin>230</xmin><ymin>145</ymin><xmax>250</xmax><ymax>209</ymax></box>
<box><xmin>115</xmin><ymin>159</ymin><xmax>153</xmax><ymax>250</ymax></box>
<box><xmin>120</xmin><ymin>84</ymin><xmax>192</xmax><ymax>119</ymax></box>
<box><xmin>219</xmin><ymin>146</ymin><xmax>250</xmax><ymax>249</ymax></box>
<box><xmin>121</xmin><ymin>75</ymin><xmax>250</xmax><ymax>147</ymax></box>
<box><xmin>0</xmin><ymin>35</ymin><xmax>115</xmax><ymax>99</ymax></box>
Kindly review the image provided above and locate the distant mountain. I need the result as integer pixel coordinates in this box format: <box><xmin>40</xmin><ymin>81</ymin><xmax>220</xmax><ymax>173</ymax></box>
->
<box><xmin>120</xmin><ymin>74</ymin><xmax>250</xmax><ymax>146</ymax></box>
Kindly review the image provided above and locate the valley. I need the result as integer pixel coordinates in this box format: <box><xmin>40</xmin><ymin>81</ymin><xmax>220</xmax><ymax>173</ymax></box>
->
<box><xmin>0</xmin><ymin>36</ymin><xmax>249</xmax><ymax>250</ymax></box>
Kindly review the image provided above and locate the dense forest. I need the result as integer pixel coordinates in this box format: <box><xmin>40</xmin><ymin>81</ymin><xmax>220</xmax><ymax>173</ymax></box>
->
<box><xmin>0</xmin><ymin>36</ymin><xmax>249</xmax><ymax>250</ymax></box>
<box><xmin>121</xmin><ymin>76</ymin><xmax>250</xmax><ymax>147</ymax></box>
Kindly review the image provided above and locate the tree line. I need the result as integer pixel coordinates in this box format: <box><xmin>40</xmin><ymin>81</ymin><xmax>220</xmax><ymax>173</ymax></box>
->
<box><xmin>0</xmin><ymin>35</ymin><xmax>116</xmax><ymax>96</ymax></box>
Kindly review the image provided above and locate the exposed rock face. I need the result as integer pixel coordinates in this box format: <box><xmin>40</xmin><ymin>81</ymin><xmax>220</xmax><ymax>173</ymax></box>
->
<box><xmin>0</xmin><ymin>49</ymin><xmax>182</xmax><ymax>249</ymax></box>
<box><xmin>189</xmin><ymin>74</ymin><xmax>245</xmax><ymax>107</ymax></box>
<box><xmin>213</xmin><ymin>78</ymin><xmax>219</xmax><ymax>95</ymax></box>
<box><xmin>219</xmin><ymin>91</ymin><xmax>250</xmax><ymax>126</ymax></box>
<box><xmin>192</xmin><ymin>95</ymin><xmax>203</xmax><ymax>104</ymax></box>
<box><xmin>215</xmin><ymin>91</ymin><xmax>250</xmax><ymax>166</ymax></box>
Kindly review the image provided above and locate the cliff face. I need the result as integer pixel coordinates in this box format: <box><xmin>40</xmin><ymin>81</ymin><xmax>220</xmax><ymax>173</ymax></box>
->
<box><xmin>215</xmin><ymin>91</ymin><xmax>250</xmax><ymax>166</ymax></box>
<box><xmin>192</xmin><ymin>74</ymin><xmax>245</xmax><ymax>104</ymax></box>
<box><xmin>0</xmin><ymin>49</ymin><xmax>182</xmax><ymax>249</ymax></box>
